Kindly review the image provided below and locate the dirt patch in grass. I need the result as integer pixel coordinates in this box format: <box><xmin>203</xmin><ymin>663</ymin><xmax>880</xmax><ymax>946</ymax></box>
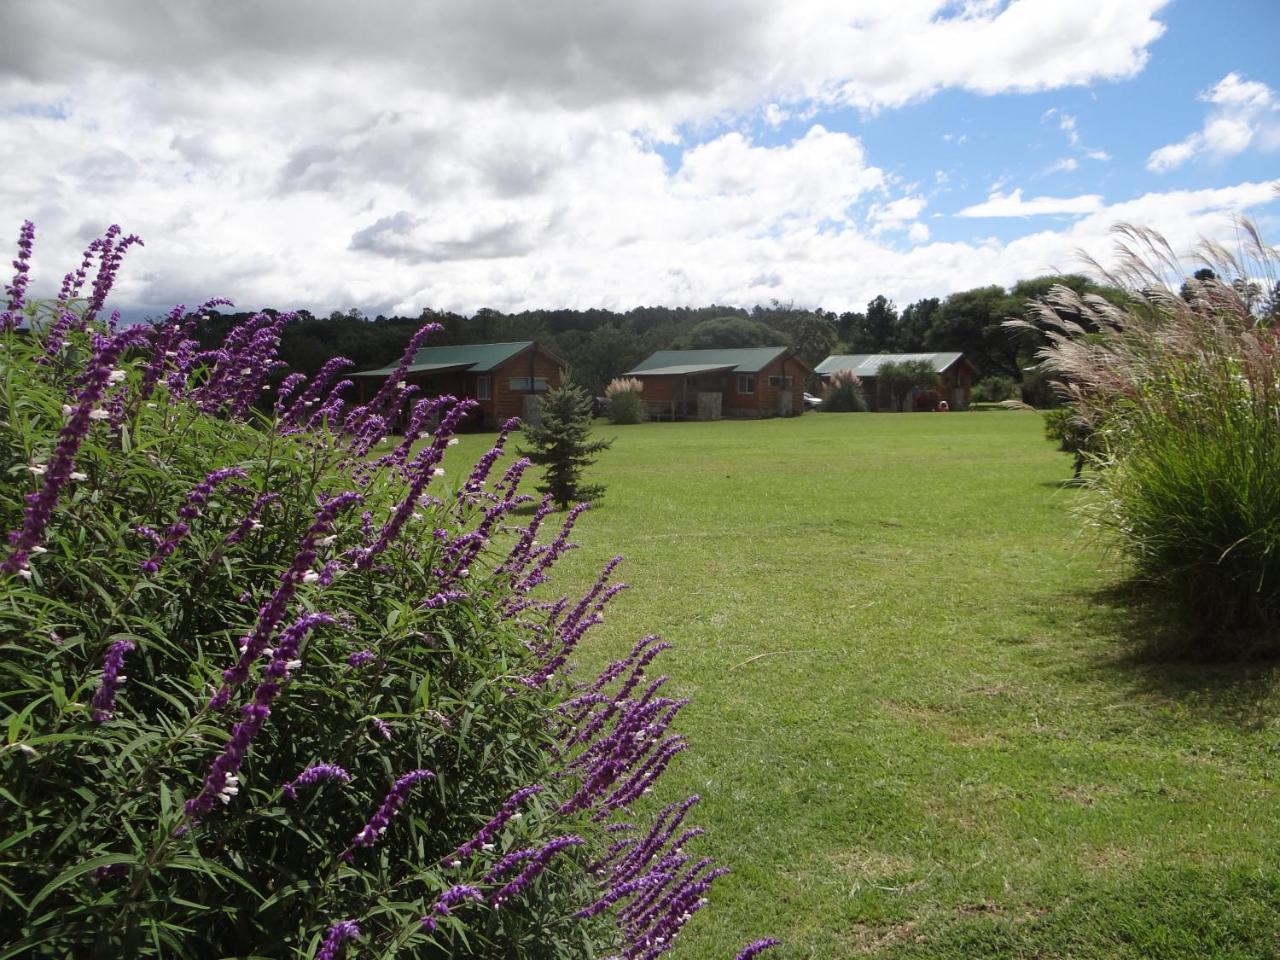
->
<box><xmin>844</xmin><ymin>920</ymin><xmax>923</xmax><ymax>954</ymax></box>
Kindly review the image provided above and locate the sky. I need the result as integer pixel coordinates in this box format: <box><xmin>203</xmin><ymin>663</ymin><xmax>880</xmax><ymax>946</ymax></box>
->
<box><xmin>0</xmin><ymin>0</ymin><xmax>1277</xmax><ymax>320</ymax></box>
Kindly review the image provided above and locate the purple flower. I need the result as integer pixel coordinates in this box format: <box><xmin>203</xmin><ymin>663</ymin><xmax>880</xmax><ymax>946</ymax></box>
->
<box><xmin>369</xmin><ymin>717</ymin><xmax>393</xmax><ymax>740</ymax></box>
<box><xmin>489</xmin><ymin>836</ymin><xmax>584</xmax><ymax>906</ymax></box>
<box><xmin>420</xmin><ymin>884</ymin><xmax>483</xmax><ymax>931</ymax></box>
<box><xmin>316</xmin><ymin>920</ymin><xmax>360</xmax><ymax>960</ymax></box>
<box><xmin>209</xmin><ymin>493</ymin><xmax>359</xmax><ymax>710</ymax></box>
<box><xmin>735</xmin><ymin>939</ymin><xmax>781</xmax><ymax>960</ymax></box>
<box><xmin>442</xmin><ymin>784</ymin><xmax>543</xmax><ymax>866</ymax></box>
<box><xmin>141</xmin><ymin>467</ymin><xmax>246</xmax><ymax>574</ymax></box>
<box><xmin>283</xmin><ymin>763</ymin><xmax>351</xmax><ymax>800</ymax></box>
<box><xmin>347</xmin><ymin>649</ymin><xmax>375</xmax><ymax>669</ymax></box>
<box><xmin>349</xmin><ymin>769</ymin><xmax>433</xmax><ymax>853</ymax></box>
<box><xmin>1</xmin><ymin>220</ymin><xmax>35</xmax><ymax>331</ymax></box>
<box><xmin>223</xmin><ymin>492</ymin><xmax>279</xmax><ymax>546</ymax></box>
<box><xmin>90</xmin><ymin>639</ymin><xmax>135</xmax><ymax>722</ymax></box>
<box><xmin>185</xmin><ymin>613</ymin><xmax>333</xmax><ymax>820</ymax></box>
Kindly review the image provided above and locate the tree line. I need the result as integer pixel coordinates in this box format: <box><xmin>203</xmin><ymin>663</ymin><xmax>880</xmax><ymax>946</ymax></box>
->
<box><xmin>189</xmin><ymin>273</ymin><xmax>1151</xmax><ymax>402</ymax></box>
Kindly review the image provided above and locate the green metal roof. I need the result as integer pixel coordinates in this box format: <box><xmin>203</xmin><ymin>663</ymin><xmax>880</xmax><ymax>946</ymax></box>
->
<box><xmin>352</xmin><ymin>341</ymin><xmax>535</xmax><ymax>377</ymax></box>
<box><xmin>814</xmin><ymin>352</ymin><xmax>965</xmax><ymax>377</ymax></box>
<box><xmin>626</xmin><ymin>347</ymin><xmax>787</xmax><ymax>376</ymax></box>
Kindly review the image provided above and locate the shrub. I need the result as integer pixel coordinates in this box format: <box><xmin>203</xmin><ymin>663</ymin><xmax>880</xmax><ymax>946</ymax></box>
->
<box><xmin>1015</xmin><ymin>221</ymin><xmax>1280</xmax><ymax>654</ymax></box>
<box><xmin>605</xmin><ymin>377</ymin><xmax>644</xmax><ymax>425</ymax></box>
<box><xmin>971</xmin><ymin>375</ymin><xmax>1019</xmax><ymax>403</ymax></box>
<box><xmin>0</xmin><ymin>224</ymin><xmax>773</xmax><ymax>958</ymax></box>
<box><xmin>520</xmin><ymin>383</ymin><xmax>612</xmax><ymax>509</ymax></box>
<box><xmin>820</xmin><ymin>369</ymin><xmax>867</xmax><ymax>412</ymax></box>
<box><xmin>1042</xmin><ymin>407</ymin><xmax>1100</xmax><ymax>478</ymax></box>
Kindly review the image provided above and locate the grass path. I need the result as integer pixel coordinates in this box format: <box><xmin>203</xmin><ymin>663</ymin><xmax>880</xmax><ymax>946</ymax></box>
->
<box><xmin>452</xmin><ymin>411</ymin><xmax>1280</xmax><ymax>958</ymax></box>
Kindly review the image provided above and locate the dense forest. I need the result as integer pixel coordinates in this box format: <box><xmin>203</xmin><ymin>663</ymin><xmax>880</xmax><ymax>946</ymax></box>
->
<box><xmin>189</xmin><ymin>274</ymin><xmax>1141</xmax><ymax>402</ymax></box>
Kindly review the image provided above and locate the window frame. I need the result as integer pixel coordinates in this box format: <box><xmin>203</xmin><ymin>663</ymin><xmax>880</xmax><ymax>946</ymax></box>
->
<box><xmin>737</xmin><ymin>374</ymin><xmax>756</xmax><ymax>395</ymax></box>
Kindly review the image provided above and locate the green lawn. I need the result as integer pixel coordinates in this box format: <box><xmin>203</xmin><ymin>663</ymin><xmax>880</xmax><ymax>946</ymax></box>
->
<box><xmin>451</xmin><ymin>411</ymin><xmax>1280</xmax><ymax>959</ymax></box>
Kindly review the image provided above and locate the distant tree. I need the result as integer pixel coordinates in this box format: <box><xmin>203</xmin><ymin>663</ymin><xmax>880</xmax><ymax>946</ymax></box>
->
<box><xmin>875</xmin><ymin>359</ymin><xmax>939</xmax><ymax>411</ymax></box>
<box><xmin>678</xmin><ymin>316</ymin><xmax>785</xmax><ymax>349</ymax></box>
<box><xmin>844</xmin><ymin>295</ymin><xmax>899</xmax><ymax>352</ymax></box>
<box><xmin>519</xmin><ymin>383</ymin><xmax>612</xmax><ymax>509</ymax></box>
<box><xmin>897</xmin><ymin>297</ymin><xmax>939</xmax><ymax>351</ymax></box>
<box><xmin>925</xmin><ymin>285</ymin><xmax>1022</xmax><ymax>380</ymax></box>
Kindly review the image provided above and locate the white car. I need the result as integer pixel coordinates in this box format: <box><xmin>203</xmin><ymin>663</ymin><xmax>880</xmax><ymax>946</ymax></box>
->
<box><xmin>803</xmin><ymin>392</ymin><xmax>823</xmax><ymax>410</ymax></box>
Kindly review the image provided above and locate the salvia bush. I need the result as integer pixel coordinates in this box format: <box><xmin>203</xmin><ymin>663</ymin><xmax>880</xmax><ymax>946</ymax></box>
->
<box><xmin>1013</xmin><ymin>220</ymin><xmax>1280</xmax><ymax>654</ymax></box>
<box><xmin>0</xmin><ymin>223</ymin><xmax>777</xmax><ymax>959</ymax></box>
<box><xmin>604</xmin><ymin>379</ymin><xmax>644</xmax><ymax>426</ymax></box>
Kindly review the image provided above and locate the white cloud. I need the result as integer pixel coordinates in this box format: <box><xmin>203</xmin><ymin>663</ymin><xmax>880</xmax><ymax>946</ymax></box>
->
<box><xmin>1147</xmin><ymin>71</ymin><xmax>1279</xmax><ymax>171</ymax></box>
<box><xmin>1045</xmin><ymin>157</ymin><xmax>1080</xmax><ymax>174</ymax></box>
<box><xmin>957</xmin><ymin>189</ymin><xmax>1104</xmax><ymax>218</ymax></box>
<box><xmin>870</xmin><ymin>196</ymin><xmax>928</xmax><ymax>233</ymax></box>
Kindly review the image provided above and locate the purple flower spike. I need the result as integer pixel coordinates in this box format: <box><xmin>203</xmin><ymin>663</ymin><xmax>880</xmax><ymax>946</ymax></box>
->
<box><xmin>1</xmin><ymin>220</ymin><xmax>35</xmax><ymax>331</ymax></box>
<box><xmin>442</xmin><ymin>784</ymin><xmax>543</xmax><ymax>866</ymax></box>
<box><xmin>141</xmin><ymin>466</ymin><xmax>246</xmax><ymax>574</ymax></box>
<box><xmin>185</xmin><ymin>613</ymin><xmax>333</xmax><ymax>820</ymax></box>
<box><xmin>90</xmin><ymin>639</ymin><xmax>135</xmax><ymax>722</ymax></box>
<box><xmin>347</xmin><ymin>649</ymin><xmax>375</xmax><ymax>669</ymax></box>
<box><xmin>283</xmin><ymin>763</ymin><xmax>351</xmax><ymax>800</ymax></box>
<box><xmin>735</xmin><ymin>939</ymin><xmax>781</xmax><ymax>960</ymax></box>
<box><xmin>316</xmin><ymin>920</ymin><xmax>361</xmax><ymax>960</ymax></box>
<box><xmin>421</xmin><ymin>884</ymin><xmax>483</xmax><ymax>931</ymax></box>
<box><xmin>490</xmin><ymin>835</ymin><xmax>584</xmax><ymax>906</ymax></box>
<box><xmin>349</xmin><ymin>769</ymin><xmax>433</xmax><ymax>853</ymax></box>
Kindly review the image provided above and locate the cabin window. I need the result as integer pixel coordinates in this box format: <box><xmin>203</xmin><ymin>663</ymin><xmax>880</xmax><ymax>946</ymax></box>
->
<box><xmin>737</xmin><ymin>374</ymin><xmax>756</xmax><ymax>394</ymax></box>
<box><xmin>767</xmin><ymin>375</ymin><xmax>794</xmax><ymax>388</ymax></box>
<box><xmin>509</xmin><ymin>377</ymin><xmax>550</xmax><ymax>392</ymax></box>
<box><xmin>476</xmin><ymin>375</ymin><xmax>491</xmax><ymax>400</ymax></box>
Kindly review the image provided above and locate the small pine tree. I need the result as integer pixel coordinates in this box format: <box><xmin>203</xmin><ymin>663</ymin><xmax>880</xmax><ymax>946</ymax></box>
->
<box><xmin>521</xmin><ymin>382</ymin><xmax>612</xmax><ymax>509</ymax></box>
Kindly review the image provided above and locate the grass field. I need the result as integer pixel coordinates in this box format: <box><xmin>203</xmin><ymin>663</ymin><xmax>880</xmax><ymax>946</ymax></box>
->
<box><xmin>450</xmin><ymin>410</ymin><xmax>1280</xmax><ymax>959</ymax></box>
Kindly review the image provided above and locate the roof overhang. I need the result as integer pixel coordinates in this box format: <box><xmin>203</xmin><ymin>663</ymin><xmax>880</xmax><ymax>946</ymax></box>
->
<box><xmin>350</xmin><ymin>361</ymin><xmax>475</xmax><ymax>378</ymax></box>
<box><xmin>629</xmin><ymin>363</ymin><xmax>737</xmax><ymax>377</ymax></box>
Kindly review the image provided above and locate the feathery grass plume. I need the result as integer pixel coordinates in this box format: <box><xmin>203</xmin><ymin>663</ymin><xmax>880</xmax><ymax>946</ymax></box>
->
<box><xmin>820</xmin><ymin>368</ymin><xmax>867</xmax><ymax>412</ymax></box>
<box><xmin>605</xmin><ymin>376</ymin><xmax>645</xmax><ymax>424</ymax></box>
<box><xmin>1010</xmin><ymin>216</ymin><xmax>1280</xmax><ymax>653</ymax></box>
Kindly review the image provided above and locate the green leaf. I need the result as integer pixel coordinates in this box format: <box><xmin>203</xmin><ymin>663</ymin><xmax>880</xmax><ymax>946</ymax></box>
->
<box><xmin>27</xmin><ymin>852</ymin><xmax>136</xmax><ymax>911</ymax></box>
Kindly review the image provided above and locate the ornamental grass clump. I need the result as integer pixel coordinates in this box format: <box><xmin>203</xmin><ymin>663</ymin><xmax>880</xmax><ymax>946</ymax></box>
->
<box><xmin>820</xmin><ymin>369</ymin><xmax>866</xmax><ymax>412</ymax></box>
<box><xmin>0</xmin><ymin>224</ymin><xmax>776</xmax><ymax>959</ymax></box>
<box><xmin>605</xmin><ymin>378</ymin><xmax>645</xmax><ymax>425</ymax></box>
<box><xmin>1012</xmin><ymin>220</ymin><xmax>1280</xmax><ymax>655</ymax></box>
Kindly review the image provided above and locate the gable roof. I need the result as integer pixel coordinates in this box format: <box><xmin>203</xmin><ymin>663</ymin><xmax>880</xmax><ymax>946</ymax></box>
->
<box><xmin>352</xmin><ymin>341</ymin><xmax>538</xmax><ymax>377</ymax></box>
<box><xmin>627</xmin><ymin>347</ymin><xmax>791</xmax><ymax>376</ymax></box>
<box><xmin>814</xmin><ymin>352</ymin><xmax>965</xmax><ymax>378</ymax></box>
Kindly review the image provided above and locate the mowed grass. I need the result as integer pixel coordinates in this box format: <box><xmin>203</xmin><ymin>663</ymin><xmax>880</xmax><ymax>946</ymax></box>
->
<box><xmin>444</xmin><ymin>411</ymin><xmax>1280</xmax><ymax>959</ymax></box>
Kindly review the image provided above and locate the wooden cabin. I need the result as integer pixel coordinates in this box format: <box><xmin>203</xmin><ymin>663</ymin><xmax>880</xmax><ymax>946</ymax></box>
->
<box><xmin>626</xmin><ymin>347</ymin><xmax>812</xmax><ymax>420</ymax></box>
<box><xmin>351</xmin><ymin>341</ymin><xmax>563</xmax><ymax>429</ymax></box>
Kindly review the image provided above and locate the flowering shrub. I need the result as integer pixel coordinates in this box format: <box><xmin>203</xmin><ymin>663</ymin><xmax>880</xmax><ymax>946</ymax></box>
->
<box><xmin>0</xmin><ymin>224</ymin><xmax>776</xmax><ymax>959</ymax></box>
<box><xmin>604</xmin><ymin>378</ymin><xmax>644</xmax><ymax>425</ymax></box>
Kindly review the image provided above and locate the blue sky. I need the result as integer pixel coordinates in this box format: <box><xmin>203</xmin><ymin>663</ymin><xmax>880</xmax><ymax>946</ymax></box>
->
<box><xmin>0</xmin><ymin>0</ymin><xmax>1277</xmax><ymax>317</ymax></box>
